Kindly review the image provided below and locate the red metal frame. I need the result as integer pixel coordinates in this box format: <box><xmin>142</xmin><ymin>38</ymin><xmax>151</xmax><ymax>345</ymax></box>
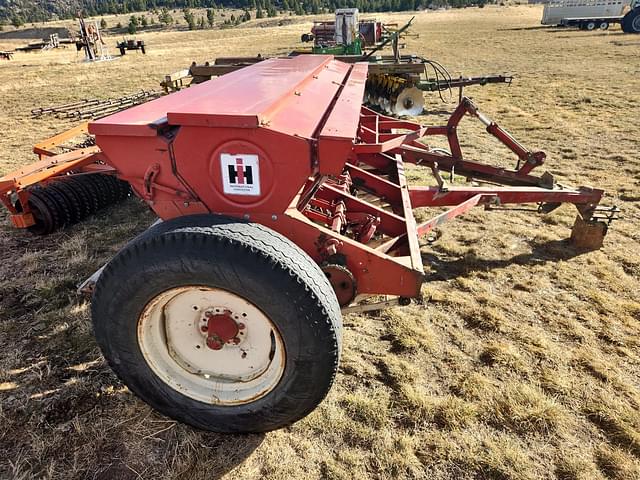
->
<box><xmin>263</xmin><ymin>98</ymin><xmax>609</xmax><ymax>298</ymax></box>
<box><xmin>0</xmin><ymin>56</ymin><xmax>616</xmax><ymax>301</ymax></box>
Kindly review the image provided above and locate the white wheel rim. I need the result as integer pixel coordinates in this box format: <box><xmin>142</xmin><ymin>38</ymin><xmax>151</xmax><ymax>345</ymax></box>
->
<box><xmin>138</xmin><ymin>286</ymin><xmax>286</xmax><ymax>405</ymax></box>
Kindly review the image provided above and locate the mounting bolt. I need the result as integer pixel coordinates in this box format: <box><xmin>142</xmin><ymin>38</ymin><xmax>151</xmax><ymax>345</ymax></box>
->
<box><xmin>207</xmin><ymin>336</ymin><xmax>223</xmax><ymax>350</ymax></box>
<box><xmin>238</xmin><ymin>323</ymin><xmax>245</xmax><ymax>330</ymax></box>
<box><xmin>201</xmin><ymin>326</ymin><xmax>208</xmax><ymax>332</ymax></box>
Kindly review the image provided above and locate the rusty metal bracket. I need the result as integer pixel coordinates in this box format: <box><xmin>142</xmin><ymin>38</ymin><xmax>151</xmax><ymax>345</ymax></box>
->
<box><xmin>143</xmin><ymin>163</ymin><xmax>160</xmax><ymax>200</ymax></box>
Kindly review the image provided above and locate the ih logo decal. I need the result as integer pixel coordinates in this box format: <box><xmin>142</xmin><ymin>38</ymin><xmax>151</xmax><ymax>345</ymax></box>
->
<box><xmin>220</xmin><ymin>153</ymin><xmax>260</xmax><ymax>196</ymax></box>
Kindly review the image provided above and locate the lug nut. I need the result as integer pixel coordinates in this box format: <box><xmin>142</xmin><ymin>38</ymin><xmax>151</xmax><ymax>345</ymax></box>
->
<box><xmin>206</xmin><ymin>336</ymin><xmax>223</xmax><ymax>350</ymax></box>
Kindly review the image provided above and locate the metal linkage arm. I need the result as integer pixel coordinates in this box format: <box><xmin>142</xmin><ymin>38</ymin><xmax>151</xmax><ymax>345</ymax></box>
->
<box><xmin>436</xmin><ymin>97</ymin><xmax>546</xmax><ymax>176</ymax></box>
<box><xmin>407</xmin><ymin>185</ymin><xmax>603</xmax><ymax>209</ymax></box>
<box><xmin>418</xmin><ymin>74</ymin><xmax>513</xmax><ymax>92</ymax></box>
<box><xmin>358</xmin><ymin>99</ymin><xmax>548</xmax><ymax>185</ymax></box>
<box><xmin>461</xmin><ymin>98</ymin><xmax>546</xmax><ymax>175</ymax></box>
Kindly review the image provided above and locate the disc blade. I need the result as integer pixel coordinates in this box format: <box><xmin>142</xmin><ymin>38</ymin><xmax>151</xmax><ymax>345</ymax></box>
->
<box><xmin>393</xmin><ymin>87</ymin><xmax>424</xmax><ymax>116</ymax></box>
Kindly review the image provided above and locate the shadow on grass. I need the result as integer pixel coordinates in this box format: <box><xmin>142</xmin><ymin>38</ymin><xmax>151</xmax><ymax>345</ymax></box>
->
<box><xmin>497</xmin><ymin>25</ymin><xmax>556</xmax><ymax>31</ymax></box>
<box><xmin>0</xmin><ymin>349</ymin><xmax>266</xmax><ymax>478</ymax></box>
<box><xmin>423</xmin><ymin>239</ymin><xmax>587</xmax><ymax>282</ymax></box>
<box><xmin>498</xmin><ymin>26</ymin><xmax>627</xmax><ymax>38</ymax></box>
<box><xmin>553</xmin><ymin>31</ymin><xmax>627</xmax><ymax>38</ymax></box>
<box><xmin>1</xmin><ymin>298</ymin><xmax>263</xmax><ymax>477</ymax></box>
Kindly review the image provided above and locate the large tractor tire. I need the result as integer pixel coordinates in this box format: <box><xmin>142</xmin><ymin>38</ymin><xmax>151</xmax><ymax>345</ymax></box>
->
<box><xmin>622</xmin><ymin>8</ymin><xmax>640</xmax><ymax>33</ymax></box>
<box><xmin>91</xmin><ymin>215</ymin><xmax>342</xmax><ymax>433</ymax></box>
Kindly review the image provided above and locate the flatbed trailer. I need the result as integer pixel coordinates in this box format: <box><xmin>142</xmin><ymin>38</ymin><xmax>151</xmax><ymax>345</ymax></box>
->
<box><xmin>542</xmin><ymin>0</ymin><xmax>630</xmax><ymax>26</ymax></box>
<box><xmin>542</xmin><ymin>0</ymin><xmax>640</xmax><ymax>32</ymax></box>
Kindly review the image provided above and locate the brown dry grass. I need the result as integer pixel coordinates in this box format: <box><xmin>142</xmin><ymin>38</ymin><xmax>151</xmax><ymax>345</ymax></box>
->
<box><xmin>1</xmin><ymin>5</ymin><xmax>640</xmax><ymax>479</ymax></box>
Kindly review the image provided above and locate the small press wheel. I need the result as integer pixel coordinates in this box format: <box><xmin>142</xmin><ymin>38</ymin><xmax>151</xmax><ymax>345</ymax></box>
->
<box><xmin>322</xmin><ymin>264</ymin><xmax>356</xmax><ymax>307</ymax></box>
<box><xmin>92</xmin><ymin>215</ymin><xmax>342</xmax><ymax>433</ymax></box>
<box><xmin>25</xmin><ymin>189</ymin><xmax>58</xmax><ymax>235</ymax></box>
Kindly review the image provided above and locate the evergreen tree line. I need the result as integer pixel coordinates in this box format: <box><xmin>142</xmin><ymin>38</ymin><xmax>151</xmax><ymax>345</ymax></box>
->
<box><xmin>0</xmin><ymin>0</ymin><xmax>491</xmax><ymax>26</ymax></box>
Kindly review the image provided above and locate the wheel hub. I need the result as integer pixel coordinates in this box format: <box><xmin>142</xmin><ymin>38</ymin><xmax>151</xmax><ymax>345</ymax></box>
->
<box><xmin>201</xmin><ymin>308</ymin><xmax>245</xmax><ymax>349</ymax></box>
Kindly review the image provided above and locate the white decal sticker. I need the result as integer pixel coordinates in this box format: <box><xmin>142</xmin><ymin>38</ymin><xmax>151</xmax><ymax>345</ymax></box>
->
<box><xmin>220</xmin><ymin>153</ymin><xmax>261</xmax><ymax>196</ymax></box>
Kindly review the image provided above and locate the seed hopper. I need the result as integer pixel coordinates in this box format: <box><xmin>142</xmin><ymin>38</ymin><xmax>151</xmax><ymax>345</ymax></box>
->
<box><xmin>0</xmin><ymin>55</ymin><xmax>617</xmax><ymax>432</ymax></box>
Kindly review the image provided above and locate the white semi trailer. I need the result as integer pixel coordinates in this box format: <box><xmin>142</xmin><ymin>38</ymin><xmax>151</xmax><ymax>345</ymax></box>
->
<box><xmin>541</xmin><ymin>0</ymin><xmax>640</xmax><ymax>32</ymax></box>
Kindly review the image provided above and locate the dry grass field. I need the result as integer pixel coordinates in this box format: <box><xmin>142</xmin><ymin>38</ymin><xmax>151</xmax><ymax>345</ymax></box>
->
<box><xmin>1</xmin><ymin>5</ymin><xmax>640</xmax><ymax>479</ymax></box>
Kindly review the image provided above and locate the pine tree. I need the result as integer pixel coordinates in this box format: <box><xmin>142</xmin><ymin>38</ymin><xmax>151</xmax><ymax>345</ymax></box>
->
<box><xmin>207</xmin><ymin>8</ymin><xmax>215</xmax><ymax>27</ymax></box>
<box><xmin>127</xmin><ymin>17</ymin><xmax>137</xmax><ymax>33</ymax></box>
<box><xmin>183</xmin><ymin>8</ymin><xmax>196</xmax><ymax>29</ymax></box>
<box><xmin>11</xmin><ymin>15</ymin><xmax>24</xmax><ymax>28</ymax></box>
<box><xmin>266</xmin><ymin>0</ymin><xmax>277</xmax><ymax>16</ymax></box>
<box><xmin>159</xmin><ymin>8</ymin><xmax>173</xmax><ymax>25</ymax></box>
<box><xmin>100</xmin><ymin>18</ymin><xmax>107</xmax><ymax>29</ymax></box>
